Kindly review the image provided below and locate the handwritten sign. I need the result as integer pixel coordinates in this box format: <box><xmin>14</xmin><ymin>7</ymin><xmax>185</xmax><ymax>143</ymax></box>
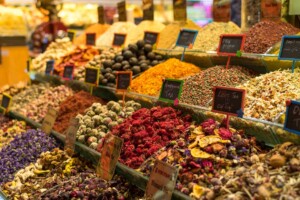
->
<box><xmin>143</xmin><ymin>0</ymin><xmax>154</xmax><ymax>20</ymax></box>
<box><xmin>159</xmin><ymin>79</ymin><xmax>183</xmax><ymax>103</ymax></box>
<box><xmin>97</xmin><ymin>133</ymin><xmax>123</xmax><ymax>181</ymax></box>
<box><xmin>173</xmin><ymin>0</ymin><xmax>187</xmax><ymax>21</ymax></box>
<box><xmin>45</xmin><ymin>60</ymin><xmax>54</xmax><ymax>75</ymax></box>
<box><xmin>86</xmin><ymin>33</ymin><xmax>96</xmax><ymax>46</ymax></box>
<box><xmin>284</xmin><ymin>100</ymin><xmax>300</xmax><ymax>135</ymax></box>
<box><xmin>144</xmin><ymin>31</ymin><xmax>159</xmax><ymax>45</ymax></box>
<box><xmin>85</xmin><ymin>67</ymin><xmax>99</xmax><ymax>86</ymax></box>
<box><xmin>145</xmin><ymin>160</ymin><xmax>178</xmax><ymax>200</ymax></box>
<box><xmin>278</xmin><ymin>36</ymin><xmax>300</xmax><ymax>60</ymax></box>
<box><xmin>64</xmin><ymin>118</ymin><xmax>79</xmax><ymax>153</ymax></box>
<box><xmin>1</xmin><ymin>94</ymin><xmax>12</xmax><ymax>110</ymax></box>
<box><xmin>98</xmin><ymin>5</ymin><xmax>105</xmax><ymax>24</ymax></box>
<box><xmin>116</xmin><ymin>71</ymin><xmax>132</xmax><ymax>91</ymax></box>
<box><xmin>67</xmin><ymin>31</ymin><xmax>76</xmax><ymax>42</ymax></box>
<box><xmin>112</xmin><ymin>33</ymin><xmax>127</xmax><ymax>47</ymax></box>
<box><xmin>41</xmin><ymin>108</ymin><xmax>57</xmax><ymax>135</ymax></box>
<box><xmin>63</xmin><ymin>65</ymin><xmax>74</xmax><ymax>80</ymax></box>
<box><xmin>118</xmin><ymin>1</ymin><xmax>127</xmax><ymax>22</ymax></box>
<box><xmin>217</xmin><ymin>34</ymin><xmax>246</xmax><ymax>56</ymax></box>
<box><xmin>176</xmin><ymin>29</ymin><xmax>198</xmax><ymax>48</ymax></box>
<box><xmin>212</xmin><ymin>86</ymin><xmax>246</xmax><ymax>116</ymax></box>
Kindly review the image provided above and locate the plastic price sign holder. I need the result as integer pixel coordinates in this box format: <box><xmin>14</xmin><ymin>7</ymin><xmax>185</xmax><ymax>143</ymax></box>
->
<box><xmin>97</xmin><ymin>133</ymin><xmax>123</xmax><ymax>181</ymax></box>
<box><xmin>45</xmin><ymin>60</ymin><xmax>54</xmax><ymax>75</ymax></box>
<box><xmin>217</xmin><ymin>34</ymin><xmax>246</xmax><ymax>70</ymax></box>
<box><xmin>86</xmin><ymin>33</ymin><xmax>96</xmax><ymax>46</ymax></box>
<box><xmin>284</xmin><ymin>100</ymin><xmax>300</xmax><ymax>135</ymax></box>
<box><xmin>84</xmin><ymin>67</ymin><xmax>100</xmax><ymax>95</ymax></box>
<box><xmin>112</xmin><ymin>33</ymin><xmax>127</xmax><ymax>48</ymax></box>
<box><xmin>278</xmin><ymin>35</ymin><xmax>300</xmax><ymax>73</ymax></box>
<box><xmin>143</xmin><ymin>0</ymin><xmax>154</xmax><ymax>20</ymax></box>
<box><xmin>144</xmin><ymin>31</ymin><xmax>159</xmax><ymax>46</ymax></box>
<box><xmin>41</xmin><ymin>107</ymin><xmax>58</xmax><ymax>135</ymax></box>
<box><xmin>97</xmin><ymin>5</ymin><xmax>105</xmax><ymax>24</ymax></box>
<box><xmin>118</xmin><ymin>1</ymin><xmax>127</xmax><ymax>22</ymax></box>
<box><xmin>145</xmin><ymin>160</ymin><xmax>179</xmax><ymax>200</ymax></box>
<box><xmin>175</xmin><ymin>29</ymin><xmax>198</xmax><ymax>61</ymax></box>
<box><xmin>212</xmin><ymin>86</ymin><xmax>246</xmax><ymax>128</ymax></box>
<box><xmin>63</xmin><ymin>65</ymin><xmax>74</xmax><ymax>80</ymax></box>
<box><xmin>159</xmin><ymin>79</ymin><xmax>183</xmax><ymax>106</ymax></box>
<box><xmin>64</xmin><ymin>118</ymin><xmax>79</xmax><ymax>155</ymax></box>
<box><xmin>116</xmin><ymin>71</ymin><xmax>132</xmax><ymax>107</ymax></box>
<box><xmin>67</xmin><ymin>31</ymin><xmax>76</xmax><ymax>42</ymax></box>
<box><xmin>0</xmin><ymin>93</ymin><xmax>12</xmax><ymax>114</ymax></box>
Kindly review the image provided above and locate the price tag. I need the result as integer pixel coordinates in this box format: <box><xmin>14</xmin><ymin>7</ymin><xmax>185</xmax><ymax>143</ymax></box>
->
<box><xmin>175</xmin><ymin>29</ymin><xmax>198</xmax><ymax>48</ymax></box>
<box><xmin>212</xmin><ymin>86</ymin><xmax>246</xmax><ymax>117</ymax></box>
<box><xmin>86</xmin><ymin>33</ymin><xmax>96</xmax><ymax>46</ymax></box>
<box><xmin>67</xmin><ymin>31</ymin><xmax>76</xmax><ymax>42</ymax></box>
<box><xmin>278</xmin><ymin>36</ymin><xmax>300</xmax><ymax>60</ymax></box>
<box><xmin>145</xmin><ymin>160</ymin><xmax>178</xmax><ymax>200</ymax></box>
<box><xmin>85</xmin><ymin>67</ymin><xmax>99</xmax><ymax>86</ymax></box>
<box><xmin>112</xmin><ymin>33</ymin><xmax>127</xmax><ymax>47</ymax></box>
<box><xmin>117</xmin><ymin>1</ymin><xmax>127</xmax><ymax>22</ymax></box>
<box><xmin>144</xmin><ymin>31</ymin><xmax>159</xmax><ymax>45</ymax></box>
<box><xmin>64</xmin><ymin>118</ymin><xmax>79</xmax><ymax>153</ymax></box>
<box><xmin>97</xmin><ymin>133</ymin><xmax>123</xmax><ymax>181</ymax></box>
<box><xmin>98</xmin><ymin>5</ymin><xmax>105</xmax><ymax>24</ymax></box>
<box><xmin>63</xmin><ymin>65</ymin><xmax>74</xmax><ymax>80</ymax></box>
<box><xmin>159</xmin><ymin>79</ymin><xmax>183</xmax><ymax>103</ymax></box>
<box><xmin>217</xmin><ymin>34</ymin><xmax>246</xmax><ymax>56</ymax></box>
<box><xmin>143</xmin><ymin>0</ymin><xmax>154</xmax><ymax>20</ymax></box>
<box><xmin>41</xmin><ymin>108</ymin><xmax>58</xmax><ymax>135</ymax></box>
<box><xmin>284</xmin><ymin>100</ymin><xmax>300</xmax><ymax>135</ymax></box>
<box><xmin>134</xmin><ymin>17</ymin><xmax>143</xmax><ymax>25</ymax></box>
<box><xmin>1</xmin><ymin>93</ymin><xmax>12</xmax><ymax>111</ymax></box>
<box><xmin>173</xmin><ymin>0</ymin><xmax>187</xmax><ymax>21</ymax></box>
<box><xmin>116</xmin><ymin>71</ymin><xmax>132</xmax><ymax>91</ymax></box>
<box><xmin>45</xmin><ymin>60</ymin><xmax>54</xmax><ymax>75</ymax></box>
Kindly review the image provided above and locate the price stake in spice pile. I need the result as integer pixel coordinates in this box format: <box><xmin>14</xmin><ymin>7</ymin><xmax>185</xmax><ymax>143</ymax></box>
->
<box><xmin>217</xmin><ymin>34</ymin><xmax>246</xmax><ymax>69</ymax></box>
<box><xmin>112</xmin><ymin>33</ymin><xmax>127</xmax><ymax>48</ymax></box>
<box><xmin>145</xmin><ymin>160</ymin><xmax>178</xmax><ymax>200</ymax></box>
<box><xmin>175</xmin><ymin>29</ymin><xmax>198</xmax><ymax>61</ymax></box>
<box><xmin>86</xmin><ymin>33</ymin><xmax>96</xmax><ymax>46</ymax></box>
<box><xmin>212</xmin><ymin>86</ymin><xmax>246</xmax><ymax>128</ymax></box>
<box><xmin>97</xmin><ymin>133</ymin><xmax>123</xmax><ymax>181</ymax></box>
<box><xmin>85</xmin><ymin>67</ymin><xmax>99</xmax><ymax>94</ymax></box>
<box><xmin>0</xmin><ymin>93</ymin><xmax>12</xmax><ymax>114</ymax></box>
<box><xmin>67</xmin><ymin>31</ymin><xmax>76</xmax><ymax>42</ymax></box>
<box><xmin>41</xmin><ymin>107</ymin><xmax>58</xmax><ymax>135</ymax></box>
<box><xmin>144</xmin><ymin>31</ymin><xmax>159</xmax><ymax>46</ymax></box>
<box><xmin>159</xmin><ymin>79</ymin><xmax>183</xmax><ymax>106</ymax></box>
<box><xmin>284</xmin><ymin>100</ymin><xmax>300</xmax><ymax>136</ymax></box>
<box><xmin>63</xmin><ymin>65</ymin><xmax>74</xmax><ymax>80</ymax></box>
<box><xmin>116</xmin><ymin>71</ymin><xmax>132</xmax><ymax>105</ymax></box>
<box><xmin>45</xmin><ymin>60</ymin><xmax>54</xmax><ymax>75</ymax></box>
<box><xmin>64</xmin><ymin>118</ymin><xmax>79</xmax><ymax>154</ymax></box>
<box><xmin>278</xmin><ymin>35</ymin><xmax>300</xmax><ymax>73</ymax></box>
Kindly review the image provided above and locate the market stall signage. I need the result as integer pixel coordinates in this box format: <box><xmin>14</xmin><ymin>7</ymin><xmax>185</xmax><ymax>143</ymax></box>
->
<box><xmin>175</xmin><ymin>29</ymin><xmax>198</xmax><ymax>48</ymax></box>
<box><xmin>278</xmin><ymin>36</ymin><xmax>300</xmax><ymax>60</ymax></box>
<box><xmin>86</xmin><ymin>33</ymin><xmax>96</xmax><ymax>46</ymax></box>
<box><xmin>118</xmin><ymin>1</ymin><xmax>127</xmax><ymax>22</ymax></box>
<box><xmin>145</xmin><ymin>160</ymin><xmax>178</xmax><ymax>200</ymax></box>
<box><xmin>112</xmin><ymin>33</ymin><xmax>127</xmax><ymax>47</ymax></box>
<box><xmin>98</xmin><ymin>5</ymin><xmax>105</xmax><ymax>24</ymax></box>
<box><xmin>217</xmin><ymin>34</ymin><xmax>246</xmax><ymax>56</ymax></box>
<box><xmin>284</xmin><ymin>100</ymin><xmax>300</xmax><ymax>135</ymax></box>
<box><xmin>0</xmin><ymin>93</ymin><xmax>12</xmax><ymax>112</ymax></box>
<box><xmin>41</xmin><ymin>108</ymin><xmax>58</xmax><ymax>135</ymax></box>
<box><xmin>212</xmin><ymin>86</ymin><xmax>246</xmax><ymax>117</ymax></box>
<box><xmin>97</xmin><ymin>133</ymin><xmax>123</xmax><ymax>181</ymax></box>
<box><xmin>85</xmin><ymin>67</ymin><xmax>99</xmax><ymax>86</ymax></box>
<box><xmin>63</xmin><ymin>65</ymin><xmax>74</xmax><ymax>80</ymax></box>
<box><xmin>116</xmin><ymin>71</ymin><xmax>132</xmax><ymax>91</ymax></box>
<box><xmin>64</xmin><ymin>118</ymin><xmax>79</xmax><ymax>153</ymax></box>
<box><xmin>173</xmin><ymin>0</ymin><xmax>187</xmax><ymax>21</ymax></box>
<box><xmin>144</xmin><ymin>31</ymin><xmax>159</xmax><ymax>45</ymax></box>
<box><xmin>159</xmin><ymin>79</ymin><xmax>183</xmax><ymax>104</ymax></box>
<box><xmin>143</xmin><ymin>0</ymin><xmax>154</xmax><ymax>20</ymax></box>
<box><xmin>45</xmin><ymin>60</ymin><xmax>54</xmax><ymax>75</ymax></box>
<box><xmin>67</xmin><ymin>31</ymin><xmax>76</xmax><ymax>42</ymax></box>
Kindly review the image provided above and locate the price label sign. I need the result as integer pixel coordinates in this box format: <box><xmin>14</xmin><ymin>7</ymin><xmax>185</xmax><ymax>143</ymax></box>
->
<box><xmin>64</xmin><ymin>118</ymin><xmax>79</xmax><ymax>153</ymax></box>
<box><xmin>175</xmin><ymin>29</ymin><xmax>198</xmax><ymax>48</ymax></box>
<box><xmin>85</xmin><ymin>67</ymin><xmax>99</xmax><ymax>86</ymax></box>
<box><xmin>217</xmin><ymin>34</ymin><xmax>246</xmax><ymax>56</ymax></box>
<box><xmin>97</xmin><ymin>133</ymin><xmax>123</xmax><ymax>181</ymax></box>
<box><xmin>67</xmin><ymin>31</ymin><xmax>76</xmax><ymax>42</ymax></box>
<box><xmin>159</xmin><ymin>79</ymin><xmax>183</xmax><ymax>103</ymax></box>
<box><xmin>145</xmin><ymin>160</ymin><xmax>178</xmax><ymax>200</ymax></box>
<box><xmin>98</xmin><ymin>5</ymin><xmax>105</xmax><ymax>24</ymax></box>
<box><xmin>63</xmin><ymin>65</ymin><xmax>74</xmax><ymax>80</ymax></box>
<box><xmin>41</xmin><ymin>108</ymin><xmax>58</xmax><ymax>135</ymax></box>
<box><xmin>1</xmin><ymin>93</ymin><xmax>12</xmax><ymax>111</ymax></box>
<box><xmin>86</xmin><ymin>33</ymin><xmax>96</xmax><ymax>46</ymax></box>
<box><xmin>284</xmin><ymin>100</ymin><xmax>300</xmax><ymax>135</ymax></box>
<box><xmin>118</xmin><ymin>1</ymin><xmax>127</xmax><ymax>22</ymax></box>
<box><xmin>144</xmin><ymin>31</ymin><xmax>159</xmax><ymax>45</ymax></box>
<box><xmin>45</xmin><ymin>60</ymin><xmax>54</xmax><ymax>75</ymax></box>
<box><xmin>116</xmin><ymin>71</ymin><xmax>132</xmax><ymax>91</ymax></box>
<box><xmin>112</xmin><ymin>33</ymin><xmax>127</xmax><ymax>47</ymax></box>
<box><xmin>212</xmin><ymin>86</ymin><xmax>246</xmax><ymax>117</ymax></box>
<box><xmin>278</xmin><ymin>36</ymin><xmax>300</xmax><ymax>60</ymax></box>
<box><xmin>143</xmin><ymin>0</ymin><xmax>154</xmax><ymax>20</ymax></box>
<box><xmin>173</xmin><ymin>0</ymin><xmax>187</xmax><ymax>21</ymax></box>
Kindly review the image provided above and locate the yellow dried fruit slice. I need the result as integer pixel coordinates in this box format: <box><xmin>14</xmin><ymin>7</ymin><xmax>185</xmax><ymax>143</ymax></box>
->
<box><xmin>191</xmin><ymin>184</ymin><xmax>204</xmax><ymax>199</ymax></box>
<box><xmin>199</xmin><ymin>135</ymin><xmax>230</xmax><ymax>148</ymax></box>
<box><xmin>190</xmin><ymin>148</ymin><xmax>212</xmax><ymax>159</ymax></box>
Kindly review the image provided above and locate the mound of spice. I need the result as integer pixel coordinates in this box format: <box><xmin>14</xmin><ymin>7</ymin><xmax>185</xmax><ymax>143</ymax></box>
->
<box><xmin>180</xmin><ymin>66</ymin><xmax>255</xmax><ymax>107</ymax></box>
<box><xmin>0</xmin><ymin>120</ymin><xmax>27</xmax><ymax>150</ymax></box>
<box><xmin>238</xmin><ymin>70</ymin><xmax>300</xmax><ymax>121</ymax></box>
<box><xmin>73</xmin><ymin>24</ymin><xmax>110</xmax><ymax>45</ymax></box>
<box><xmin>53</xmin><ymin>91</ymin><xmax>106</xmax><ymax>134</ymax></box>
<box><xmin>111</xmin><ymin>106</ymin><xmax>192</xmax><ymax>169</ymax></box>
<box><xmin>0</xmin><ymin>81</ymin><xmax>28</xmax><ymax>99</ymax></box>
<box><xmin>130</xmin><ymin>58</ymin><xmax>201</xmax><ymax>96</ymax></box>
<box><xmin>244</xmin><ymin>20</ymin><xmax>299</xmax><ymax>54</ymax></box>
